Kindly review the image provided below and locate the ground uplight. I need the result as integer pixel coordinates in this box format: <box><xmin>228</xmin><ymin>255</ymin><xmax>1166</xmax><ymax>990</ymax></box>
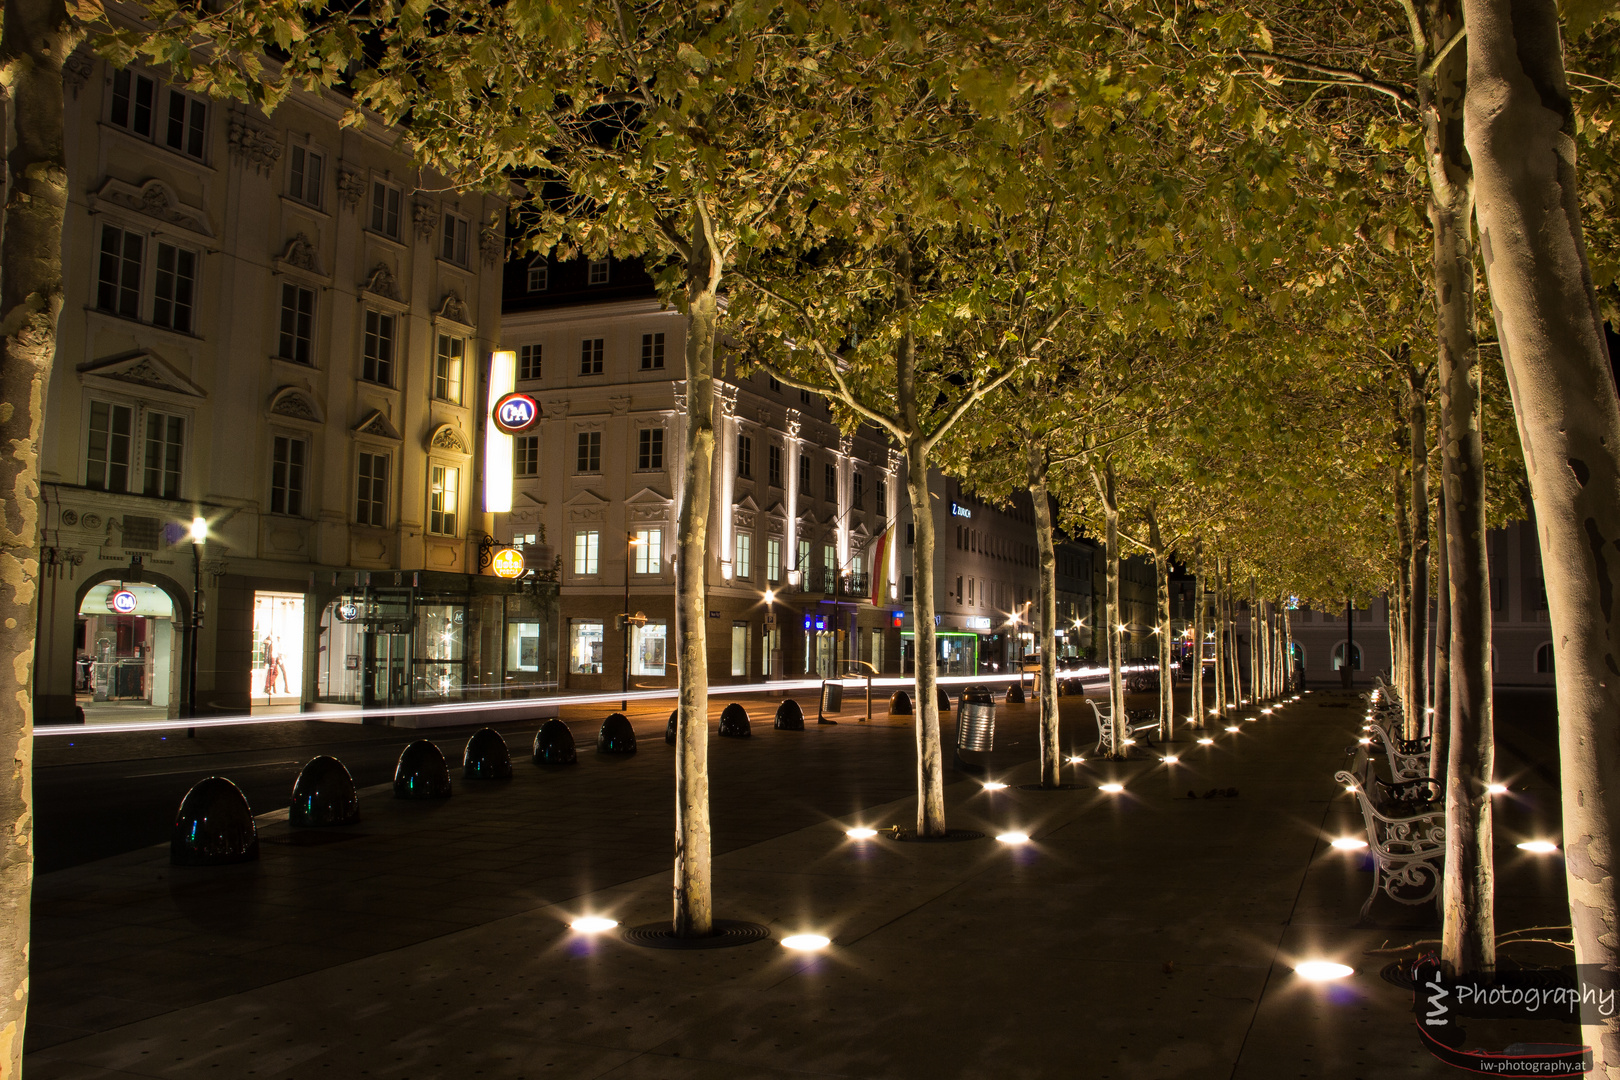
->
<box><xmin>1197</xmin><ymin>738</ymin><xmax>1214</xmax><ymax>746</ymax></box>
<box><xmin>1163</xmin><ymin>756</ymin><xmax>1179</xmax><ymax>765</ymax></box>
<box><xmin>1295</xmin><ymin>961</ymin><xmax>1354</xmax><ymax>981</ymax></box>
<box><xmin>846</xmin><ymin>827</ymin><xmax>878</xmax><ymax>840</ymax></box>
<box><xmin>1067</xmin><ymin>755</ymin><xmax>1085</xmax><ymax>764</ymax></box>
<box><xmin>1487</xmin><ymin>784</ymin><xmax>1508</xmax><ymax>796</ymax></box>
<box><xmin>1225</xmin><ymin>726</ymin><xmax>1240</xmax><ymax>733</ymax></box>
<box><xmin>1518</xmin><ymin>841</ymin><xmax>1560</xmax><ymax>855</ymax></box>
<box><xmin>983</xmin><ymin>781</ymin><xmax>1008</xmax><ymax>791</ymax></box>
<box><xmin>1330</xmin><ymin>837</ymin><xmax>1369</xmax><ymax>851</ymax></box>
<box><xmin>1099</xmin><ymin>783</ymin><xmax>1125</xmax><ymax>793</ymax></box>
<box><xmin>782</xmin><ymin>934</ymin><xmax>831</xmax><ymax>950</ymax></box>
<box><xmin>570</xmin><ymin>916</ymin><xmax>618</xmax><ymax>934</ymax></box>
<box><xmin>996</xmin><ymin>832</ymin><xmax>1031</xmax><ymax>844</ymax></box>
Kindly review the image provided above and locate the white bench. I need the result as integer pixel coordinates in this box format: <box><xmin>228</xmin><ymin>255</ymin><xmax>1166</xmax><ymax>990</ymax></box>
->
<box><xmin>1334</xmin><ymin>767</ymin><xmax>1445</xmax><ymax>922</ymax></box>
<box><xmin>1088</xmin><ymin>699</ymin><xmax>1161</xmax><ymax>755</ymax></box>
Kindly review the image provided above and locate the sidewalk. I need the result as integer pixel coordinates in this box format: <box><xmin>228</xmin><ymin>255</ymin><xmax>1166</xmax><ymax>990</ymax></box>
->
<box><xmin>25</xmin><ymin>689</ymin><xmax>1575</xmax><ymax>1079</ymax></box>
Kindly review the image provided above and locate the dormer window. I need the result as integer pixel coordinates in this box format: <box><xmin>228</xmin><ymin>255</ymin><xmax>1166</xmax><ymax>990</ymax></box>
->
<box><xmin>527</xmin><ymin>259</ymin><xmax>548</xmax><ymax>292</ymax></box>
<box><xmin>587</xmin><ymin>259</ymin><xmax>609</xmax><ymax>285</ymax></box>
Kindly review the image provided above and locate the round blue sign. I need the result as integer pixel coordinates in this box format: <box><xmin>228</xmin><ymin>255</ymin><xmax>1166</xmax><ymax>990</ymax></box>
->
<box><xmin>110</xmin><ymin>589</ymin><xmax>138</xmax><ymax>614</ymax></box>
<box><xmin>338</xmin><ymin>603</ymin><xmax>359</xmax><ymax>622</ymax></box>
<box><xmin>493</xmin><ymin>392</ymin><xmax>539</xmax><ymax>434</ymax></box>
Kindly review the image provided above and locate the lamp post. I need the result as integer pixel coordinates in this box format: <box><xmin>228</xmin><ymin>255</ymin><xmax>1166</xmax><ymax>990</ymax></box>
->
<box><xmin>622</xmin><ymin>532</ymin><xmax>641</xmax><ymax>711</ymax></box>
<box><xmin>186</xmin><ymin>515</ymin><xmax>207</xmax><ymax>737</ymax></box>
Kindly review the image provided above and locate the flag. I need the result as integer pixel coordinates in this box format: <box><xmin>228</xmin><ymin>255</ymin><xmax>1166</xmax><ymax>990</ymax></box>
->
<box><xmin>870</xmin><ymin>524</ymin><xmax>896</xmax><ymax>606</ymax></box>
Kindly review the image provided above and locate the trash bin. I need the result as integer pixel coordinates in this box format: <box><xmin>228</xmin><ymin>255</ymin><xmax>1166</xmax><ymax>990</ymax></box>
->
<box><xmin>957</xmin><ymin>696</ymin><xmax>995</xmax><ymax>752</ymax></box>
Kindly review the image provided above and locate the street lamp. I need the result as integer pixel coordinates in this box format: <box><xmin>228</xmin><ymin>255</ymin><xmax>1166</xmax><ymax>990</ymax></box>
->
<box><xmin>186</xmin><ymin>515</ymin><xmax>207</xmax><ymax>737</ymax></box>
<box><xmin>622</xmin><ymin>532</ymin><xmax>641</xmax><ymax>711</ymax></box>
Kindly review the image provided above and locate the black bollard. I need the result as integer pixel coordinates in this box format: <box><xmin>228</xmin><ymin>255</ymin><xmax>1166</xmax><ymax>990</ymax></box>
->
<box><xmin>394</xmin><ymin>740</ymin><xmax>453</xmax><ymax>799</ymax></box>
<box><xmin>890</xmin><ymin>690</ymin><xmax>914</xmax><ymax>716</ymax></box>
<box><xmin>719</xmin><ymin>703</ymin><xmax>752</xmax><ymax>738</ymax></box>
<box><xmin>171</xmin><ymin>776</ymin><xmax>259</xmax><ymax>865</ymax></box>
<box><xmin>463</xmin><ymin>727</ymin><xmax>513</xmax><ymax>780</ymax></box>
<box><xmin>598</xmin><ymin>713</ymin><xmax>638</xmax><ymax>755</ymax></box>
<box><xmin>775</xmin><ymin>699</ymin><xmax>805</xmax><ymax>731</ymax></box>
<box><xmin>533</xmin><ymin>719</ymin><xmax>578</xmax><ymax>765</ymax></box>
<box><xmin>289</xmin><ymin>756</ymin><xmax>359</xmax><ymax>827</ymax></box>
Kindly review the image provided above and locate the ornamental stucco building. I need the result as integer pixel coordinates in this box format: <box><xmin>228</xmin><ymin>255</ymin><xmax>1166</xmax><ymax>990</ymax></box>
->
<box><xmin>34</xmin><ymin>54</ymin><xmax>536</xmax><ymax>724</ymax></box>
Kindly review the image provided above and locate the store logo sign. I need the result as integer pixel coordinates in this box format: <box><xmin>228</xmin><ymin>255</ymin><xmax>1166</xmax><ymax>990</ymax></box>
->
<box><xmin>109</xmin><ymin>589</ymin><xmax>138</xmax><ymax>614</ymax></box>
<box><xmin>491</xmin><ymin>548</ymin><xmax>526</xmax><ymax>579</ymax></box>
<box><xmin>965</xmin><ymin>616</ymin><xmax>992</xmax><ymax>630</ymax></box>
<box><xmin>950</xmin><ymin>502</ymin><xmax>972</xmax><ymax>519</ymax></box>
<box><xmin>493</xmin><ymin>392</ymin><xmax>539</xmax><ymax>434</ymax></box>
<box><xmin>338</xmin><ymin>603</ymin><xmax>360</xmax><ymax>622</ymax></box>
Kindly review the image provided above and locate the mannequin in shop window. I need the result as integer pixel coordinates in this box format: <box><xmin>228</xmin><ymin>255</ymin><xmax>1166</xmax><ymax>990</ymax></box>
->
<box><xmin>263</xmin><ymin>635</ymin><xmax>289</xmax><ymax>695</ymax></box>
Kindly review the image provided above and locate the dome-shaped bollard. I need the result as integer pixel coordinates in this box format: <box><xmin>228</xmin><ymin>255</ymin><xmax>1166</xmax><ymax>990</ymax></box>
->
<box><xmin>533</xmin><ymin>719</ymin><xmax>578</xmax><ymax>765</ymax></box>
<box><xmin>937</xmin><ymin>687</ymin><xmax>953</xmax><ymax>713</ymax></box>
<box><xmin>394</xmin><ymin>740</ymin><xmax>453</xmax><ymax>799</ymax></box>
<box><xmin>665</xmin><ymin>709</ymin><xmax>678</xmax><ymax>745</ymax></box>
<box><xmin>598</xmin><ymin>713</ymin><xmax>638</xmax><ymax>755</ymax></box>
<box><xmin>289</xmin><ymin>756</ymin><xmax>359</xmax><ymax>828</ymax></box>
<box><xmin>890</xmin><ymin>690</ymin><xmax>913</xmax><ymax>716</ymax></box>
<box><xmin>463</xmin><ymin>727</ymin><xmax>513</xmax><ymax>780</ymax></box>
<box><xmin>171</xmin><ymin>776</ymin><xmax>259</xmax><ymax>865</ymax></box>
<box><xmin>775</xmin><ymin>698</ymin><xmax>805</xmax><ymax>730</ymax></box>
<box><xmin>1005</xmin><ymin>683</ymin><xmax>1026</xmax><ymax>704</ymax></box>
<box><xmin>719</xmin><ymin>703</ymin><xmax>752</xmax><ymax>738</ymax></box>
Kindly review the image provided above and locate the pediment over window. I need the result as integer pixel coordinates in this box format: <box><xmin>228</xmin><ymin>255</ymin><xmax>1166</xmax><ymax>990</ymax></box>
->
<box><xmin>78</xmin><ymin>350</ymin><xmax>206</xmax><ymax>398</ymax></box>
<box><xmin>626</xmin><ymin>487</ymin><xmax>673</xmax><ymax>507</ymax></box>
<box><xmin>427</xmin><ymin>423</ymin><xmax>469</xmax><ymax>454</ymax></box>
<box><xmin>733</xmin><ymin>494</ymin><xmax>760</xmax><ymax>513</ymax></box>
<box><xmin>565</xmin><ymin>489</ymin><xmax>607</xmax><ymax>508</ymax></box>
<box><xmin>275</xmin><ymin>233</ymin><xmax>322</xmax><ymax>277</ymax></box>
<box><xmin>353</xmin><ymin>410</ymin><xmax>401</xmax><ymax>441</ymax></box>
<box><xmin>360</xmin><ymin>262</ymin><xmax>403</xmax><ymax>305</ymax></box>
<box><xmin>435</xmin><ymin>291</ymin><xmax>472</xmax><ymax>329</ymax></box>
<box><xmin>91</xmin><ymin>178</ymin><xmax>212</xmax><ymax>239</ymax></box>
<box><xmin>268</xmin><ymin>386</ymin><xmax>322</xmax><ymax>422</ymax></box>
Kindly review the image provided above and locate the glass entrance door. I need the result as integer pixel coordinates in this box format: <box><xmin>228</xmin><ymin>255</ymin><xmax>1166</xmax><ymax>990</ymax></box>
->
<box><xmin>364</xmin><ymin>632</ymin><xmax>410</xmax><ymax>709</ymax></box>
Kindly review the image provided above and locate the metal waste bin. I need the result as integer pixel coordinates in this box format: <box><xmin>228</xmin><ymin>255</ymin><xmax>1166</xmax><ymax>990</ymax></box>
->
<box><xmin>957</xmin><ymin>697</ymin><xmax>996</xmax><ymax>752</ymax></box>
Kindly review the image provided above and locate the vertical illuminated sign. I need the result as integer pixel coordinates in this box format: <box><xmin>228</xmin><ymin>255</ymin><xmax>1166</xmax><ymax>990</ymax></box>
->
<box><xmin>485</xmin><ymin>349</ymin><xmax>516</xmax><ymax>513</ymax></box>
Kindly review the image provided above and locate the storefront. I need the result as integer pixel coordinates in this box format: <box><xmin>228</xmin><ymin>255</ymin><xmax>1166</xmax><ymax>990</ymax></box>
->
<box><xmin>900</xmin><ymin>629</ymin><xmax>981</xmax><ymax>676</ymax></box>
<box><xmin>75</xmin><ymin>581</ymin><xmax>181</xmax><ymax>718</ymax></box>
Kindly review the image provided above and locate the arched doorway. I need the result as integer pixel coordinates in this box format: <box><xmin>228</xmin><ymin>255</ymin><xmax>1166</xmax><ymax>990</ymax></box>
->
<box><xmin>74</xmin><ymin>571</ymin><xmax>189</xmax><ymax>721</ymax></box>
<box><xmin>1331</xmin><ymin>640</ymin><xmax>1362</xmax><ymax>671</ymax></box>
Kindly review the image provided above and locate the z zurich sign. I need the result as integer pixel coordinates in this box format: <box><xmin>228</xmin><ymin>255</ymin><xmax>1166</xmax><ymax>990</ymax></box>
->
<box><xmin>493</xmin><ymin>392</ymin><xmax>540</xmax><ymax>435</ymax></box>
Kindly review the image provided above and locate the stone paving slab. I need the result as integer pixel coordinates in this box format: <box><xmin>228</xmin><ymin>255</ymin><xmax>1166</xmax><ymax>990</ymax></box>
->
<box><xmin>26</xmin><ymin>690</ymin><xmax>1579</xmax><ymax>1079</ymax></box>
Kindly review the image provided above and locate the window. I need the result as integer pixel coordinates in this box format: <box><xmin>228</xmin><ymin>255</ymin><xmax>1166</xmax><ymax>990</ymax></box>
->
<box><xmin>637</xmin><ymin>427</ymin><xmax>664</xmax><ymax>470</ymax></box>
<box><xmin>573</xmin><ymin>530</ymin><xmax>600</xmax><ymax>575</ymax></box>
<box><xmin>735</xmin><ymin>534</ymin><xmax>753</xmax><ymax>579</ymax></box>
<box><xmin>111</xmin><ymin>70</ymin><xmax>206</xmax><ymax>158</ymax></box>
<box><xmin>576</xmin><ymin>431</ymin><xmax>601</xmax><ymax>473</ymax></box>
<box><xmin>823</xmin><ymin>544</ymin><xmax>835</xmax><ymax>578</ymax></box>
<box><xmin>853</xmin><ymin>472</ymin><xmax>865</xmax><ymax>510</ymax></box>
<box><xmin>1536</xmin><ymin>642</ymin><xmax>1555</xmax><ymax>674</ymax></box>
<box><xmin>278</xmin><ymin>284</ymin><xmax>316</xmax><ymax>365</ymax></box>
<box><xmin>514</xmin><ymin>435</ymin><xmax>539</xmax><ymax>478</ymax></box>
<box><xmin>369</xmin><ymin>181</ymin><xmax>401</xmax><ymax>237</ymax></box>
<box><xmin>640</xmin><ymin>333</ymin><xmax>665</xmax><ymax>370</ymax></box>
<box><xmin>429</xmin><ymin>465</ymin><xmax>459</xmax><ymax>536</ymax></box>
<box><xmin>766</xmin><ymin>538</ymin><xmax>782</xmax><ymax>582</ymax></box>
<box><xmin>876</xmin><ymin>480</ymin><xmax>887</xmax><ymax>514</ymax></box>
<box><xmin>798</xmin><ymin>453</ymin><xmax>810</xmax><ymax>490</ymax></box>
<box><xmin>361</xmin><ymin>310</ymin><xmax>395</xmax><ymax>384</ymax></box>
<box><xmin>288</xmin><ymin>145</ymin><xmax>323</xmax><ymax>207</ymax></box>
<box><xmin>434</xmin><ymin>334</ymin><xmax>464</xmax><ymax>403</ymax></box>
<box><xmin>356</xmin><ymin>452</ymin><xmax>389</xmax><ymax>527</ymax></box>
<box><xmin>731</xmin><ymin>622</ymin><xmax>750</xmax><ymax>677</ymax></box>
<box><xmin>270</xmin><ymin>435</ymin><xmax>306</xmax><ymax>516</ymax></box>
<box><xmin>85</xmin><ymin>402</ymin><xmax>133</xmax><ymax>492</ymax></box>
<box><xmin>580</xmin><ymin>338</ymin><xmax>604</xmax><ymax>375</ymax></box>
<box><xmin>151</xmin><ymin>243</ymin><xmax>196</xmax><ymax>332</ymax></box>
<box><xmin>907</xmin><ymin>523</ymin><xmax>915</xmax><ymax>545</ymax></box>
<box><xmin>968</xmin><ymin>578</ymin><xmax>975</xmax><ymax>606</ymax></box>
<box><xmin>569</xmin><ymin>619</ymin><xmax>604</xmax><ymax>674</ymax></box>
<box><xmin>904</xmin><ymin>574</ymin><xmax>914</xmax><ymax>600</ymax></box>
<box><xmin>738</xmin><ymin>435</ymin><xmax>753</xmax><ymax>479</ymax></box>
<box><xmin>634</xmin><ymin>529</ymin><xmax>663</xmax><ymax>573</ymax></box>
<box><xmin>519</xmin><ymin>344</ymin><xmax>542</xmax><ymax>381</ymax></box>
<box><xmin>527</xmin><ymin>259</ymin><xmax>548</xmax><ymax>292</ymax></box>
<box><xmin>441</xmin><ymin>212</ymin><xmax>470</xmax><ymax>265</ymax></box>
<box><xmin>824</xmin><ymin>463</ymin><xmax>837</xmax><ymax>502</ymax></box>
<box><xmin>768</xmin><ymin>445</ymin><xmax>782</xmax><ymax>487</ymax></box>
<box><xmin>632</xmin><ymin>621</ymin><xmax>667</xmax><ymax>676</ymax></box>
<box><xmin>768</xmin><ymin>376</ymin><xmax>781</xmax><ymax>392</ymax></box>
<box><xmin>96</xmin><ymin>225</ymin><xmax>144</xmax><ymax>319</ymax></box>
<box><xmin>955</xmin><ymin>576</ymin><xmax>963</xmax><ymax>603</ymax></box>
<box><xmin>133</xmin><ymin>410</ymin><xmax>184</xmax><ymax>498</ymax></box>
<box><xmin>797</xmin><ymin>540</ymin><xmax>811</xmax><ymax>582</ymax></box>
<box><xmin>588</xmin><ymin>259</ymin><xmax>609</xmax><ymax>285</ymax></box>
<box><xmin>1331</xmin><ymin>641</ymin><xmax>1362</xmax><ymax>671</ymax></box>
<box><xmin>800</xmin><ymin>389</ymin><xmax>811</xmax><ymax>405</ymax></box>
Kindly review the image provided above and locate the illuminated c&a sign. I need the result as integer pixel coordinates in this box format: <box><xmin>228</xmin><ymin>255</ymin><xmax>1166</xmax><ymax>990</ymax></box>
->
<box><xmin>109</xmin><ymin>589</ymin><xmax>139</xmax><ymax>614</ymax></box>
<box><xmin>493</xmin><ymin>392</ymin><xmax>540</xmax><ymax>435</ymax></box>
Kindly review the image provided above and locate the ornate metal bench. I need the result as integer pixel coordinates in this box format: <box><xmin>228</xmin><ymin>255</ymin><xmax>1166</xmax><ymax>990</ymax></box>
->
<box><xmin>1360</xmin><ymin>722</ymin><xmax>1431</xmax><ymax>782</ymax></box>
<box><xmin>1335</xmin><ymin>767</ymin><xmax>1445</xmax><ymax>922</ymax></box>
<box><xmin>1087</xmin><ymin>699</ymin><xmax>1161</xmax><ymax>755</ymax></box>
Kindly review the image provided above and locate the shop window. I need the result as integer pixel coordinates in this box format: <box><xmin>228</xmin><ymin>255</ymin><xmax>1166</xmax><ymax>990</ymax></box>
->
<box><xmin>519</xmin><ymin>343</ymin><xmax>541</xmax><ymax>380</ymax></box>
<box><xmin>369</xmin><ymin>180</ymin><xmax>401</xmax><ymax>238</ymax></box>
<box><xmin>514</xmin><ymin>435</ymin><xmax>539</xmax><ymax>478</ymax></box>
<box><xmin>270</xmin><ymin>435</ymin><xmax>307</xmax><ymax>516</ymax></box>
<box><xmin>640</xmin><ymin>332</ymin><xmax>664</xmax><ymax>370</ymax></box>
<box><xmin>731</xmin><ymin>621</ymin><xmax>749</xmax><ymax>677</ymax></box>
<box><xmin>252</xmin><ymin>592</ymin><xmax>305</xmax><ymax>704</ymax></box>
<box><xmin>637</xmin><ymin>427</ymin><xmax>664</xmax><ymax>470</ymax></box>
<box><xmin>356</xmin><ymin>451</ymin><xmax>389</xmax><ymax>526</ymax></box>
<box><xmin>632</xmin><ymin>621</ymin><xmax>667</xmax><ymax>676</ymax></box>
<box><xmin>434</xmin><ymin>334</ymin><xmax>464</xmax><ymax>403</ymax></box>
<box><xmin>633</xmin><ymin>529</ymin><xmax>662</xmax><ymax>573</ymax></box>
<box><xmin>416</xmin><ymin>602</ymin><xmax>466</xmax><ymax>700</ymax></box>
<box><xmin>570</xmin><ymin>619</ymin><xmax>604</xmax><ymax>674</ymax></box>
<box><xmin>279</xmin><ymin>283</ymin><xmax>316</xmax><ymax>365</ymax></box>
<box><xmin>507</xmin><ymin>619</ymin><xmax>545</xmax><ymax>673</ymax></box>
<box><xmin>428</xmin><ymin>465</ymin><xmax>459</xmax><ymax>536</ymax></box>
<box><xmin>573</xmin><ymin>529</ymin><xmax>600</xmax><ymax>575</ymax></box>
<box><xmin>766</xmin><ymin>537</ymin><xmax>781</xmax><ymax>582</ymax></box>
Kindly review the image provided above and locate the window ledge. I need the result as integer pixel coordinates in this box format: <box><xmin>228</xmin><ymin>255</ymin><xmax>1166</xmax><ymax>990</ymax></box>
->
<box><xmin>84</xmin><ymin>306</ymin><xmax>203</xmax><ymax>345</ymax></box>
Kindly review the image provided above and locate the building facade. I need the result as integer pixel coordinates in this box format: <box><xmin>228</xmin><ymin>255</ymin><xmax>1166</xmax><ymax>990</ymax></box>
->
<box><xmin>36</xmin><ymin>54</ymin><xmax>536</xmax><ymax>724</ymax></box>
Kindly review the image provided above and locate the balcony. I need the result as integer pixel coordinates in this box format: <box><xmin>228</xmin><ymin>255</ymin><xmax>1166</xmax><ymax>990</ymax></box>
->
<box><xmin>798</xmin><ymin>570</ymin><xmax>870</xmax><ymax>599</ymax></box>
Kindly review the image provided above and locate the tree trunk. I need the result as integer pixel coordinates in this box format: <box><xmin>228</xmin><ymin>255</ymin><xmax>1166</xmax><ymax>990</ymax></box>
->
<box><xmin>1192</xmin><ymin>547</ymin><xmax>1206</xmax><ymax>726</ymax></box>
<box><xmin>1028</xmin><ymin>441</ymin><xmax>1061</xmax><ymax>786</ymax></box>
<box><xmin>1145</xmin><ymin>506</ymin><xmax>1172</xmax><ymax>739</ymax></box>
<box><xmin>1227</xmin><ymin>566</ymin><xmax>1243</xmax><ymax>707</ymax></box>
<box><xmin>1431</xmin><ymin>487</ymin><xmax>1451</xmax><ymax>780</ymax></box>
<box><xmin>0</xmin><ymin>0</ymin><xmax>76</xmax><ymax>1064</ymax></box>
<box><xmin>1248</xmin><ymin>581</ymin><xmax>1259</xmax><ymax>705</ymax></box>
<box><xmin>900</xmin><ymin>329</ymin><xmax>947</xmax><ymax>835</ymax></box>
<box><xmin>1393</xmin><ymin>459</ymin><xmax>1413</xmax><ymax>720</ymax></box>
<box><xmin>1091</xmin><ymin>463</ymin><xmax>1125</xmax><ymax>757</ymax></box>
<box><xmin>672</xmin><ymin>207</ymin><xmax>720</xmax><ymax>938</ymax></box>
<box><xmin>1464</xmin><ymin>0</ymin><xmax>1620</xmax><ymax>1053</ymax></box>
<box><xmin>1409</xmin><ymin>366</ymin><xmax>1432</xmax><ymax>727</ymax></box>
<box><xmin>1212</xmin><ymin>557</ymin><xmax>1227</xmax><ymax>719</ymax></box>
